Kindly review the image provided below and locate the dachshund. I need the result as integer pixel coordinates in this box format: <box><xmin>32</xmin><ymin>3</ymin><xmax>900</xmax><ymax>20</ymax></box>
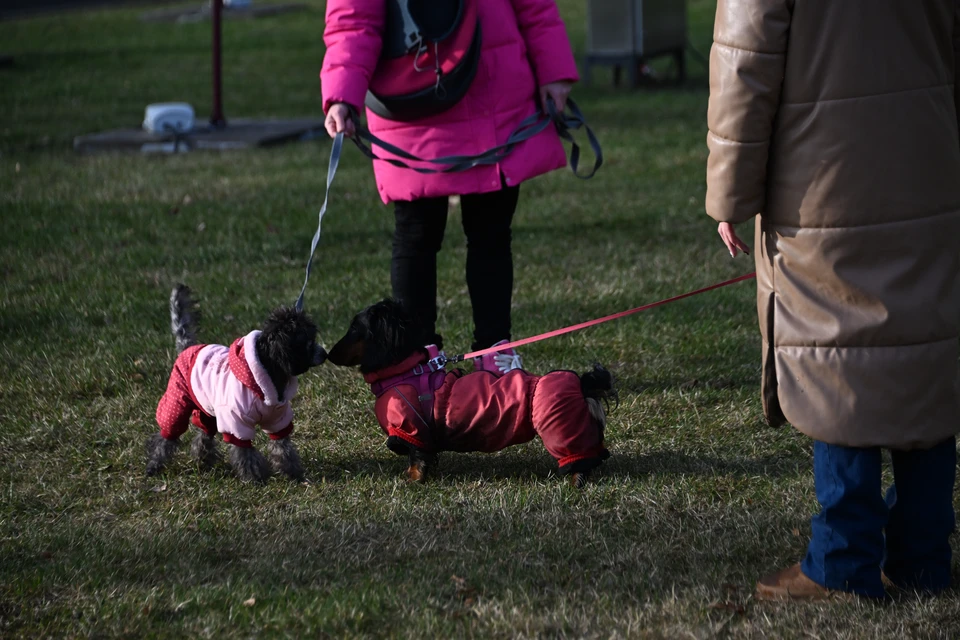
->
<box><xmin>327</xmin><ymin>299</ymin><xmax>615</xmax><ymax>487</ymax></box>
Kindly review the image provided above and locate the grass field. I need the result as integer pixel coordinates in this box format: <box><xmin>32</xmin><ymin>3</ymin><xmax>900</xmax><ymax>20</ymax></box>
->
<box><xmin>2</xmin><ymin>0</ymin><xmax>959</xmax><ymax>637</ymax></box>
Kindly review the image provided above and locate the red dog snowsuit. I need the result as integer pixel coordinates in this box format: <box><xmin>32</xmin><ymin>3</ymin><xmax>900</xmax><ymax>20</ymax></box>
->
<box><xmin>156</xmin><ymin>331</ymin><xmax>297</xmax><ymax>447</ymax></box>
<box><xmin>364</xmin><ymin>347</ymin><xmax>608</xmax><ymax>472</ymax></box>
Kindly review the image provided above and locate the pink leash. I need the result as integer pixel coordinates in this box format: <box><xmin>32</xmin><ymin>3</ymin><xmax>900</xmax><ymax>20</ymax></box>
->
<box><xmin>449</xmin><ymin>272</ymin><xmax>757</xmax><ymax>364</ymax></box>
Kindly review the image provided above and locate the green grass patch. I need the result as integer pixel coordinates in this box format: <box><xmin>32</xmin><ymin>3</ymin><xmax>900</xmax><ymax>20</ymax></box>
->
<box><xmin>1</xmin><ymin>0</ymin><xmax>958</xmax><ymax>637</ymax></box>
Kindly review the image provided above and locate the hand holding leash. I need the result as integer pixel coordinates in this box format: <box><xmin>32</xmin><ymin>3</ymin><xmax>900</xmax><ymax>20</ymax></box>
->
<box><xmin>539</xmin><ymin>81</ymin><xmax>573</xmax><ymax>113</ymax></box>
<box><xmin>325</xmin><ymin>103</ymin><xmax>356</xmax><ymax>139</ymax></box>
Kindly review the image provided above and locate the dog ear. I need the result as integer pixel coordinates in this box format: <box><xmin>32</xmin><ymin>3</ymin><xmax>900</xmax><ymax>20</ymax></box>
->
<box><xmin>363</xmin><ymin>299</ymin><xmax>423</xmax><ymax>372</ymax></box>
<box><xmin>260</xmin><ymin>307</ymin><xmax>320</xmax><ymax>376</ymax></box>
<box><xmin>259</xmin><ymin>310</ymin><xmax>296</xmax><ymax>375</ymax></box>
<box><xmin>372</xmin><ymin>298</ymin><xmax>422</xmax><ymax>359</ymax></box>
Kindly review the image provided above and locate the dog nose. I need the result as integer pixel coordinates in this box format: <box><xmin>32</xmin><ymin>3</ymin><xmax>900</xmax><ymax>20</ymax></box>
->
<box><xmin>313</xmin><ymin>346</ymin><xmax>328</xmax><ymax>366</ymax></box>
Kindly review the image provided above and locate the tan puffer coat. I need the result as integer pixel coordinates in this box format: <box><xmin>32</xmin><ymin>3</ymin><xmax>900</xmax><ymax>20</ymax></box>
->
<box><xmin>706</xmin><ymin>0</ymin><xmax>960</xmax><ymax>448</ymax></box>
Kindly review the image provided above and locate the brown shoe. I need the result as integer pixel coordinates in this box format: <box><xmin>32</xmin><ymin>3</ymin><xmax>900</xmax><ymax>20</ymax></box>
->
<box><xmin>755</xmin><ymin>563</ymin><xmax>851</xmax><ymax>601</ymax></box>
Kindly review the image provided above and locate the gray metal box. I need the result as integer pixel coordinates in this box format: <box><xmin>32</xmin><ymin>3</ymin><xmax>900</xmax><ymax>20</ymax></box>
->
<box><xmin>584</xmin><ymin>0</ymin><xmax>688</xmax><ymax>85</ymax></box>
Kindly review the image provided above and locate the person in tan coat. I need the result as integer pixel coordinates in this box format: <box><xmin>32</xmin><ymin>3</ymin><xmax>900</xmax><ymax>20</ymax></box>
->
<box><xmin>706</xmin><ymin>0</ymin><xmax>960</xmax><ymax>599</ymax></box>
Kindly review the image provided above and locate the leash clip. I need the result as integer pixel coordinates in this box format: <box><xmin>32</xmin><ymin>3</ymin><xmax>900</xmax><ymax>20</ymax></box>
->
<box><xmin>427</xmin><ymin>353</ymin><xmax>450</xmax><ymax>370</ymax></box>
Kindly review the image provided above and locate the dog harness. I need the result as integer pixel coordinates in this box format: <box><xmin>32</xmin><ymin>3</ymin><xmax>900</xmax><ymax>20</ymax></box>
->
<box><xmin>363</xmin><ymin>347</ymin><xmax>609</xmax><ymax>472</ymax></box>
<box><xmin>364</xmin><ymin>345</ymin><xmax>448</xmax><ymax>449</ymax></box>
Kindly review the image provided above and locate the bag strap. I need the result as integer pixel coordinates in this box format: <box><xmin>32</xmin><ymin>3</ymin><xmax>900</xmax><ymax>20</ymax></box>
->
<box><xmin>349</xmin><ymin>97</ymin><xmax>602</xmax><ymax>179</ymax></box>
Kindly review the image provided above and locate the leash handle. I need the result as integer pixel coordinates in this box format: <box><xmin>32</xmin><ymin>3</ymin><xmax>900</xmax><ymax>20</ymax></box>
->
<box><xmin>545</xmin><ymin>98</ymin><xmax>604</xmax><ymax>179</ymax></box>
<box><xmin>349</xmin><ymin>110</ymin><xmax>549</xmax><ymax>174</ymax></box>
<box><xmin>295</xmin><ymin>130</ymin><xmax>343</xmax><ymax>312</ymax></box>
<box><xmin>456</xmin><ymin>272</ymin><xmax>758</xmax><ymax>362</ymax></box>
<box><xmin>349</xmin><ymin>97</ymin><xmax>602</xmax><ymax>178</ymax></box>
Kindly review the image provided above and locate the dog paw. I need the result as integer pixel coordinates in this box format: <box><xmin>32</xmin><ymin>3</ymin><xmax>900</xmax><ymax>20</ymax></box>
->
<box><xmin>266</xmin><ymin>438</ymin><xmax>305</xmax><ymax>481</ymax></box>
<box><xmin>405</xmin><ymin>450</ymin><xmax>434</xmax><ymax>483</ymax></box>
<box><xmin>568</xmin><ymin>471</ymin><xmax>590</xmax><ymax>489</ymax></box>
<box><xmin>406</xmin><ymin>463</ymin><xmax>428</xmax><ymax>483</ymax></box>
<box><xmin>145</xmin><ymin>433</ymin><xmax>179</xmax><ymax>476</ymax></box>
<box><xmin>189</xmin><ymin>430</ymin><xmax>222</xmax><ymax>471</ymax></box>
<box><xmin>229</xmin><ymin>446</ymin><xmax>271</xmax><ymax>485</ymax></box>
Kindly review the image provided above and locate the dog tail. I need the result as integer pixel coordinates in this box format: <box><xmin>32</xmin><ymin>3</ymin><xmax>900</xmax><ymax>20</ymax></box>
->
<box><xmin>170</xmin><ymin>284</ymin><xmax>200</xmax><ymax>354</ymax></box>
<box><xmin>580</xmin><ymin>364</ymin><xmax>616</xmax><ymax>403</ymax></box>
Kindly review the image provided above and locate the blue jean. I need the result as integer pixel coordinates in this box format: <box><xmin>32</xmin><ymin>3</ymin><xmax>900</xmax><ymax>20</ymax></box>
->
<box><xmin>801</xmin><ymin>437</ymin><xmax>957</xmax><ymax>598</ymax></box>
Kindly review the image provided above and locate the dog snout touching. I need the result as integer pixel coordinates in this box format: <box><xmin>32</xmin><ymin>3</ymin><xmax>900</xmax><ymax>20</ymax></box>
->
<box><xmin>313</xmin><ymin>345</ymin><xmax>328</xmax><ymax>366</ymax></box>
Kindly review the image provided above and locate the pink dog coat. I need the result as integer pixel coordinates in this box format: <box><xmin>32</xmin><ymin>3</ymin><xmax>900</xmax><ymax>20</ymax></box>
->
<box><xmin>364</xmin><ymin>347</ymin><xmax>608</xmax><ymax>471</ymax></box>
<box><xmin>156</xmin><ymin>331</ymin><xmax>297</xmax><ymax>447</ymax></box>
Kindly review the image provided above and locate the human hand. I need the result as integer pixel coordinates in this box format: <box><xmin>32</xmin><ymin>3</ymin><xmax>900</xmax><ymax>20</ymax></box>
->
<box><xmin>492</xmin><ymin>351</ymin><xmax>523</xmax><ymax>374</ymax></box>
<box><xmin>324</xmin><ymin>103</ymin><xmax>356</xmax><ymax>139</ymax></box>
<box><xmin>539</xmin><ymin>81</ymin><xmax>573</xmax><ymax>113</ymax></box>
<box><xmin>718</xmin><ymin>222</ymin><xmax>750</xmax><ymax>258</ymax></box>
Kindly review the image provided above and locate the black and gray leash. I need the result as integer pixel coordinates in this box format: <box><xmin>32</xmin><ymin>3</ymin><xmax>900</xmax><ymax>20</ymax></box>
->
<box><xmin>294</xmin><ymin>129</ymin><xmax>343</xmax><ymax>312</ymax></box>
<box><xmin>349</xmin><ymin>98</ymin><xmax>602</xmax><ymax>178</ymax></box>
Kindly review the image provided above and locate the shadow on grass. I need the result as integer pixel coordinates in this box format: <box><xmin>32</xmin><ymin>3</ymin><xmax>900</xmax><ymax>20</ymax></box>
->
<box><xmin>617</xmin><ymin>375</ymin><xmax>757</xmax><ymax>394</ymax></box>
<box><xmin>12</xmin><ymin>476</ymin><xmax>954</xmax><ymax>637</ymax></box>
<box><xmin>314</xmin><ymin>453</ymin><xmax>557</xmax><ymax>485</ymax></box>
<box><xmin>3</xmin><ymin>447</ymin><xmax>956</xmax><ymax>636</ymax></box>
<box><xmin>311</xmin><ymin>447</ymin><xmax>807</xmax><ymax>485</ymax></box>
<box><xmin>0</xmin><ymin>305</ymin><xmax>63</xmax><ymax>337</ymax></box>
<box><xmin>606</xmin><ymin>450</ymin><xmax>807</xmax><ymax>480</ymax></box>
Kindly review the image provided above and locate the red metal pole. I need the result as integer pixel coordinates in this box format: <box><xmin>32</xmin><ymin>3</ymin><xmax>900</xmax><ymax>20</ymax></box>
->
<box><xmin>210</xmin><ymin>0</ymin><xmax>226</xmax><ymax>128</ymax></box>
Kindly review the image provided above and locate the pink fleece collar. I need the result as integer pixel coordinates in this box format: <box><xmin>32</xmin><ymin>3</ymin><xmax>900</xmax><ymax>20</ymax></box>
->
<box><xmin>228</xmin><ymin>331</ymin><xmax>297</xmax><ymax>406</ymax></box>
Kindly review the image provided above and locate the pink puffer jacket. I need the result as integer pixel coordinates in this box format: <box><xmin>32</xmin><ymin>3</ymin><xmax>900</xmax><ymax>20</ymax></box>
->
<box><xmin>320</xmin><ymin>0</ymin><xmax>579</xmax><ymax>204</ymax></box>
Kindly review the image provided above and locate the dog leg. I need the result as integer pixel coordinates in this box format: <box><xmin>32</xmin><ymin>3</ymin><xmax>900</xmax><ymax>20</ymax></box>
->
<box><xmin>145</xmin><ymin>433</ymin><xmax>179</xmax><ymax>476</ymax></box>
<box><xmin>265</xmin><ymin>438</ymin><xmax>304</xmax><ymax>481</ymax></box>
<box><xmin>228</xmin><ymin>445</ymin><xmax>271</xmax><ymax>485</ymax></box>
<box><xmin>406</xmin><ymin>449</ymin><xmax>435</xmax><ymax>483</ymax></box>
<box><xmin>189</xmin><ymin>429</ymin><xmax>222</xmax><ymax>471</ymax></box>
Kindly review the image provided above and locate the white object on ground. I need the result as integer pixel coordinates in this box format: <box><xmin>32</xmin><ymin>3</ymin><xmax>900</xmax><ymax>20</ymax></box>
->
<box><xmin>143</xmin><ymin>103</ymin><xmax>195</xmax><ymax>134</ymax></box>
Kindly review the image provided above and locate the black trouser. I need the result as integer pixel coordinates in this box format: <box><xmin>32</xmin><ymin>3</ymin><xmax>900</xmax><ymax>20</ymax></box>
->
<box><xmin>392</xmin><ymin>185</ymin><xmax>520</xmax><ymax>351</ymax></box>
